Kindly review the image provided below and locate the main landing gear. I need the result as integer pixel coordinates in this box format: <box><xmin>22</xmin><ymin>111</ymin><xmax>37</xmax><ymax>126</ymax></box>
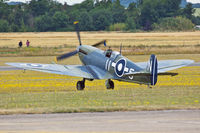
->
<box><xmin>76</xmin><ymin>79</ymin><xmax>114</xmax><ymax>90</ymax></box>
<box><xmin>105</xmin><ymin>79</ymin><xmax>114</xmax><ymax>89</ymax></box>
<box><xmin>76</xmin><ymin>78</ymin><xmax>85</xmax><ymax>90</ymax></box>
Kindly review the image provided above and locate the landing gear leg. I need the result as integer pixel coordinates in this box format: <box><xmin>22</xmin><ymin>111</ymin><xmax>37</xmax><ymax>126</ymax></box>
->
<box><xmin>105</xmin><ymin>79</ymin><xmax>114</xmax><ymax>89</ymax></box>
<box><xmin>147</xmin><ymin>84</ymin><xmax>152</xmax><ymax>88</ymax></box>
<box><xmin>76</xmin><ymin>78</ymin><xmax>85</xmax><ymax>90</ymax></box>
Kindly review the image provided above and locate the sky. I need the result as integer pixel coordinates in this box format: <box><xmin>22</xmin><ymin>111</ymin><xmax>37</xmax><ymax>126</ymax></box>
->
<box><xmin>188</xmin><ymin>0</ymin><xmax>200</xmax><ymax>4</ymax></box>
<box><xmin>7</xmin><ymin>0</ymin><xmax>200</xmax><ymax>5</ymax></box>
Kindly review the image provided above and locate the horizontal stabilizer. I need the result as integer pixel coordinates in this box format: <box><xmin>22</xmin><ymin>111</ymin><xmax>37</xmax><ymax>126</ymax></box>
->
<box><xmin>124</xmin><ymin>72</ymin><xmax>178</xmax><ymax>77</ymax></box>
<box><xmin>135</xmin><ymin>59</ymin><xmax>194</xmax><ymax>73</ymax></box>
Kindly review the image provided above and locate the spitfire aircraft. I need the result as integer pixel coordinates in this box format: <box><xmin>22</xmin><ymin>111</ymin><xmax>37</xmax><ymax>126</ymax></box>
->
<box><xmin>6</xmin><ymin>22</ymin><xmax>194</xmax><ymax>90</ymax></box>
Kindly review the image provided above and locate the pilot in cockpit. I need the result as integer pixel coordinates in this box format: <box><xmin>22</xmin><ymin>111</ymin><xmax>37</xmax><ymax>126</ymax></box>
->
<box><xmin>105</xmin><ymin>46</ymin><xmax>112</xmax><ymax>58</ymax></box>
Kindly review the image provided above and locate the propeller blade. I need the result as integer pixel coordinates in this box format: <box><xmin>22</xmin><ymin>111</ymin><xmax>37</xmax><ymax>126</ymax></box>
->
<box><xmin>74</xmin><ymin>21</ymin><xmax>82</xmax><ymax>45</ymax></box>
<box><xmin>120</xmin><ymin>43</ymin><xmax>122</xmax><ymax>54</ymax></box>
<box><xmin>92</xmin><ymin>40</ymin><xmax>107</xmax><ymax>47</ymax></box>
<box><xmin>57</xmin><ymin>50</ymin><xmax>78</xmax><ymax>61</ymax></box>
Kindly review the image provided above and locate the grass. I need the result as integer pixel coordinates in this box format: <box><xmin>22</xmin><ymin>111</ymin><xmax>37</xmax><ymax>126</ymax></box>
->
<box><xmin>1</xmin><ymin>54</ymin><xmax>200</xmax><ymax>66</ymax></box>
<box><xmin>0</xmin><ymin>54</ymin><xmax>199</xmax><ymax>114</ymax></box>
<box><xmin>1</xmin><ymin>32</ymin><xmax>200</xmax><ymax>47</ymax></box>
<box><xmin>0</xmin><ymin>32</ymin><xmax>199</xmax><ymax>114</ymax></box>
<box><xmin>1</xmin><ymin>45</ymin><xmax>200</xmax><ymax>56</ymax></box>
<box><xmin>0</xmin><ymin>86</ymin><xmax>199</xmax><ymax>114</ymax></box>
<box><xmin>0</xmin><ymin>32</ymin><xmax>200</xmax><ymax>56</ymax></box>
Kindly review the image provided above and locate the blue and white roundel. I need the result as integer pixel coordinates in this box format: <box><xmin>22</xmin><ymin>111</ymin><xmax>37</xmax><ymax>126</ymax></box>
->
<box><xmin>27</xmin><ymin>64</ymin><xmax>42</xmax><ymax>67</ymax></box>
<box><xmin>115</xmin><ymin>59</ymin><xmax>126</xmax><ymax>77</ymax></box>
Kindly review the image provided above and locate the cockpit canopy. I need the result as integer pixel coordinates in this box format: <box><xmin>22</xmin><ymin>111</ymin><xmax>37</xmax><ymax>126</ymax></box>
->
<box><xmin>105</xmin><ymin>50</ymin><xmax>120</xmax><ymax>59</ymax></box>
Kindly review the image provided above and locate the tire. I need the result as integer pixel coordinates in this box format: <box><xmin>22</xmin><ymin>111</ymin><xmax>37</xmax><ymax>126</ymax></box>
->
<box><xmin>106</xmin><ymin>80</ymin><xmax>114</xmax><ymax>89</ymax></box>
<box><xmin>109</xmin><ymin>80</ymin><xmax>114</xmax><ymax>89</ymax></box>
<box><xmin>76</xmin><ymin>81</ymin><xmax>85</xmax><ymax>90</ymax></box>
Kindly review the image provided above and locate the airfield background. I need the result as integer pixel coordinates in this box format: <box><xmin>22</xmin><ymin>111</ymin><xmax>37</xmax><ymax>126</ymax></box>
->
<box><xmin>0</xmin><ymin>0</ymin><xmax>199</xmax><ymax>115</ymax></box>
<box><xmin>0</xmin><ymin>0</ymin><xmax>199</xmax><ymax>32</ymax></box>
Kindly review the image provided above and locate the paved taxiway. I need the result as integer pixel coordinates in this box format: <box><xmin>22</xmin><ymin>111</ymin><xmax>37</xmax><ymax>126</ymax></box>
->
<box><xmin>0</xmin><ymin>110</ymin><xmax>199</xmax><ymax>133</ymax></box>
<box><xmin>0</xmin><ymin>62</ymin><xmax>200</xmax><ymax>71</ymax></box>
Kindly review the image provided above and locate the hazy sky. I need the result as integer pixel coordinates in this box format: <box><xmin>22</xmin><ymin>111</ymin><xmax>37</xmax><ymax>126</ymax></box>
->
<box><xmin>8</xmin><ymin>0</ymin><xmax>200</xmax><ymax>5</ymax></box>
<box><xmin>188</xmin><ymin>0</ymin><xmax>200</xmax><ymax>4</ymax></box>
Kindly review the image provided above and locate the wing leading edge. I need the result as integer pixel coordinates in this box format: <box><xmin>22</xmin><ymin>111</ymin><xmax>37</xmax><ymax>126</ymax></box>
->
<box><xmin>6</xmin><ymin>63</ymin><xmax>113</xmax><ymax>80</ymax></box>
<box><xmin>6</xmin><ymin>63</ymin><xmax>94</xmax><ymax>79</ymax></box>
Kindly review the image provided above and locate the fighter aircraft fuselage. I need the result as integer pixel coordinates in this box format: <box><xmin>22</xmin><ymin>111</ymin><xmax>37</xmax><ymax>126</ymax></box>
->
<box><xmin>78</xmin><ymin>45</ymin><xmax>153</xmax><ymax>85</ymax></box>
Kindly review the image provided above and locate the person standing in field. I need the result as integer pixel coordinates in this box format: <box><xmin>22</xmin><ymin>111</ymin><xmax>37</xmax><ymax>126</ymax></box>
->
<box><xmin>26</xmin><ymin>40</ymin><xmax>30</xmax><ymax>47</ymax></box>
<box><xmin>18</xmin><ymin>40</ymin><xmax>23</xmax><ymax>48</ymax></box>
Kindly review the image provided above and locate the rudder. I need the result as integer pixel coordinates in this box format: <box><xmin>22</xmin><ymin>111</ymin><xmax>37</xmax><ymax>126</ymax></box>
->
<box><xmin>147</xmin><ymin>54</ymin><xmax>158</xmax><ymax>85</ymax></box>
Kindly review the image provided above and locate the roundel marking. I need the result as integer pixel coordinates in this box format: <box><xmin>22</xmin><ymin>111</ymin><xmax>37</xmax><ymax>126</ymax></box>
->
<box><xmin>115</xmin><ymin>58</ymin><xmax>126</xmax><ymax>77</ymax></box>
<box><xmin>118</xmin><ymin>63</ymin><xmax>123</xmax><ymax>71</ymax></box>
<box><xmin>27</xmin><ymin>64</ymin><xmax>42</xmax><ymax>67</ymax></box>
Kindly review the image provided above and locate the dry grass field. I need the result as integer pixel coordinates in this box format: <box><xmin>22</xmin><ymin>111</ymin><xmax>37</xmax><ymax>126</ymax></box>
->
<box><xmin>0</xmin><ymin>32</ymin><xmax>200</xmax><ymax>56</ymax></box>
<box><xmin>1</xmin><ymin>32</ymin><xmax>200</xmax><ymax>47</ymax></box>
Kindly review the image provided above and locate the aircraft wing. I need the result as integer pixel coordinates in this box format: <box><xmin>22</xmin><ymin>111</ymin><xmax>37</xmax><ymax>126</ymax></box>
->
<box><xmin>6</xmin><ymin>63</ymin><xmax>113</xmax><ymax>79</ymax></box>
<box><xmin>135</xmin><ymin>59</ymin><xmax>194</xmax><ymax>73</ymax></box>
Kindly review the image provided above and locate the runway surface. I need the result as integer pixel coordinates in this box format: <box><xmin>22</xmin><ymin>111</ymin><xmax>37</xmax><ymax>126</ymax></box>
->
<box><xmin>0</xmin><ymin>110</ymin><xmax>199</xmax><ymax>133</ymax></box>
<box><xmin>0</xmin><ymin>62</ymin><xmax>200</xmax><ymax>71</ymax></box>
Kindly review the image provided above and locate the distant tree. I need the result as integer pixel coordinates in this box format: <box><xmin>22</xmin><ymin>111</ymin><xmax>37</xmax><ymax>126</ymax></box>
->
<box><xmin>139</xmin><ymin>0</ymin><xmax>182</xmax><ymax>30</ymax></box>
<box><xmin>52</xmin><ymin>11</ymin><xmax>69</xmax><ymax>31</ymax></box>
<box><xmin>126</xmin><ymin>17</ymin><xmax>137</xmax><ymax>30</ymax></box>
<box><xmin>94</xmin><ymin>0</ymin><xmax>112</xmax><ymax>9</ymax></box>
<box><xmin>183</xmin><ymin>3</ymin><xmax>195</xmax><ymax>20</ymax></box>
<box><xmin>68</xmin><ymin>9</ymin><xmax>81</xmax><ymax>25</ymax></box>
<box><xmin>139</xmin><ymin>0</ymin><xmax>158</xmax><ymax>30</ymax></box>
<box><xmin>80</xmin><ymin>0</ymin><xmax>94</xmax><ymax>12</ymax></box>
<box><xmin>79</xmin><ymin>12</ymin><xmax>94</xmax><ymax>31</ymax></box>
<box><xmin>19</xmin><ymin>19</ymin><xmax>27</xmax><ymax>32</ymax></box>
<box><xmin>137</xmin><ymin>0</ymin><xmax>143</xmax><ymax>6</ymax></box>
<box><xmin>29</xmin><ymin>0</ymin><xmax>50</xmax><ymax>16</ymax></box>
<box><xmin>35</xmin><ymin>14</ymin><xmax>53</xmax><ymax>31</ymax></box>
<box><xmin>0</xmin><ymin>0</ymin><xmax>11</xmax><ymax>19</ymax></box>
<box><xmin>91</xmin><ymin>9</ymin><xmax>113</xmax><ymax>30</ymax></box>
<box><xmin>109</xmin><ymin>23</ymin><xmax>126</xmax><ymax>31</ymax></box>
<box><xmin>10</xmin><ymin>23</ymin><xmax>19</xmax><ymax>32</ymax></box>
<box><xmin>153</xmin><ymin>16</ymin><xmax>194</xmax><ymax>31</ymax></box>
<box><xmin>12</xmin><ymin>5</ymin><xmax>25</xmax><ymax>27</ymax></box>
<box><xmin>164</xmin><ymin>0</ymin><xmax>182</xmax><ymax>17</ymax></box>
<box><xmin>126</xmin><ymin>3</ymin><xmax>140</xmax><ymax>30</ymax></box>
<box><xmin>0</xmin><ymin>0</ymin><xmax>194</xmax><ymax>32</ymax></box>
<box><xmin>111</xmin><ymin>0</ymin><xmax>126</xmax><ymax>23</ymax></box>
<box><xmin>0</xmin><ymin>20</ymin><xmax>9</xmax><ymax>32</ymax></box>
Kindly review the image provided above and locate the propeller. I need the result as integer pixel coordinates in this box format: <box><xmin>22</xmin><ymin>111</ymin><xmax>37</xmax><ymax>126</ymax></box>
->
<box><xmin>56</xmin><ymin>21</ymin><xmax>80</xmax><ymax>61</ymax></box>
<box><xmin>92</xmin><ymin>40</ymin><xmax>107</xmax><ymax>47</ymax></box>
<box><xmin>120</xmin><ymin>43</ymin><xmax>122</xmax><ymax>54</ymax></box>
<box><xmin>56</xmin><ymin>50</ymin><xmax>78</xmax><ymax>61</ymax></box>
<box><xmin>56</xmin><ymin>21</ymin><xmax>107</xmax><ymax>61</ymax></box>
<box><xmin>74</xmin><ymin>21</ymin><xmax>82</xmax><ymax>46</ymax></box>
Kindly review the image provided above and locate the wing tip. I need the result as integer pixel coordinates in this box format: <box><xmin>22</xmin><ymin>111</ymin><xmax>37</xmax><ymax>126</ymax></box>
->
<box><xmin>5</xmin><ymin>63</ymin><xmax>14</xmax><ymax>66</ymax></box>
<box><xmin>184</xmin><ymin>59</ymin><xmax>194</xmax><ymax>65</ymax></box>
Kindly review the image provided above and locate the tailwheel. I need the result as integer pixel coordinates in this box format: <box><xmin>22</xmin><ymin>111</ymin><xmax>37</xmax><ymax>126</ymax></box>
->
<box><xmin>105</xmin><ymin>79</ymin><xmax>114</xmax><ymax>89</ymax></box>
<box><xmin>76</xmin><ymin>79</ymin><xmax>85</xmax><ymax>90</ymax></box>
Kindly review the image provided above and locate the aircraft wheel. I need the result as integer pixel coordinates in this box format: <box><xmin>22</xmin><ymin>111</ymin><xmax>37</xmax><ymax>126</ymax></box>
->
<box><xmin>106</xmin><ymin>79</ymin><xmax>114</xmax><ymax>89</ymax></box>
<box><xmin>76</xmin><ymin>81</ymin><xmax>85</xmax><ymax>90</ymax></box>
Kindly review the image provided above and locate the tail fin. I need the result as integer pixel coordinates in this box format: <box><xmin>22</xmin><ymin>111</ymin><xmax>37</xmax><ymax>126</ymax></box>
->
<box><xmin>146</xmin><ymin>54</ymin><xmax>158</xmax><ymax>85</ymax></box>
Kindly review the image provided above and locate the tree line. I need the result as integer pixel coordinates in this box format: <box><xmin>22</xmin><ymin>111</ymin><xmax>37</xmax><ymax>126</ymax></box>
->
<box><xmin>0</xmin><ymin>0</ymin><xmax>199</xmax><ymax>32</ymax></box>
